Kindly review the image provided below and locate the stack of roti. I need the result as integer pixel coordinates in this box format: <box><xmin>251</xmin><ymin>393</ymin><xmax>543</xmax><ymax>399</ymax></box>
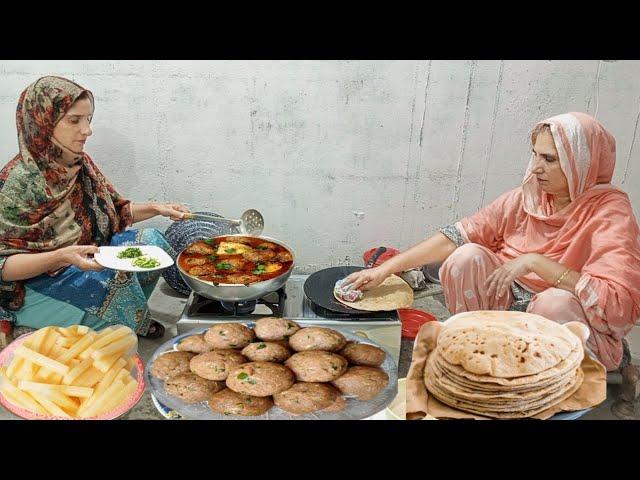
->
<box><xmin>424</xmin><ymin>311</ymin><xmax>585</xmax><ymax>419</ymax></box>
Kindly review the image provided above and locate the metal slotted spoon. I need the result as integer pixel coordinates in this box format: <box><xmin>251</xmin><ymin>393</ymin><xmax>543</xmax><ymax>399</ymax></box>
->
<box><xmin>184</xmin><ymin>209</ymin><xmax>264</xmax><ymax>236</ymax></box>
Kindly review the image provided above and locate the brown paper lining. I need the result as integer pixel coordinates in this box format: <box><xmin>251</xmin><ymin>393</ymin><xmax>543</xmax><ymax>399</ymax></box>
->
<box><xmin>406</xmin><ymin>321</ymin><xmax>607</xmax><ymax>420</ymax></box>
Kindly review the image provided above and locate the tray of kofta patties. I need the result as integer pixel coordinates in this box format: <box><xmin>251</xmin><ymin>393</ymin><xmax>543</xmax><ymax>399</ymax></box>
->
<box><xmin>145</xmin><ymin>318</ymin><xmax>398</xmax><ymax>419</ymax></box>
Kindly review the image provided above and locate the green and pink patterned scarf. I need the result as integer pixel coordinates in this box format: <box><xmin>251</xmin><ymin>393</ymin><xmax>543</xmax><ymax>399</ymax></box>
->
<box><xmin>0</xmin><ymin>76</ymin><xmax>132</xmax><ymax>311</ymax></box>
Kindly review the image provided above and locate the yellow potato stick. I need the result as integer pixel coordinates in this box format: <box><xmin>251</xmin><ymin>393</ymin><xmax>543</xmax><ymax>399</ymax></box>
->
<box><xmin>31</xmin><ymin>394</ymin><xmax>72</xmax><ymax>418</ymax></box>
<box><xmin>55</xmin><ymin>336</ymin><xmax>76</xmax><ymax>348</ymax></box>
<box><xmin>93</xmin><ymin>353</ymin><xmax>123</xmax><ymax>373</ymax></box>
<box><xmin>78</xmin><ymin>359</ymin><xmax>126</xmax><ymax>415</ymax></box>
<box><xmin>12</xmin><ymin>360</ymin><xmax>29</xmax><ymax>380</ymax></box>
<box><xmin>98</xmin><ymin>380</ymin><xmax>137</xmax><ymax>415</ymax></box>
<box><xmin>79</xmin><ymin>327</ymin><xmax>113</xmax><ymax>358</ymax></box>
<box><xmin>72</xmin><ymin>367</ymin><xmax>103</xmax><ymax>388</ymax></box>
<box><xmin>97</xmin><ymin>359</ymin><xmax>126</xmax><ymax>392</ymax></box>
<box><xmin>1</xmin><ymin>388</ymin><xmax>30</xmax><ymax>410</ymax></box>
<box><xmin>5</xmin><ymin>356</ymin><xmax>24</xmax><ymax>378</ymax></box>
<box><xmin>15</xmin><ymin>380</ymin><xmax>79</xmax><ymax>410</ymax></box>
<box><xmin>37</xmin><ymin>369</ymin><xmax>63</xmax><ymax>385</ymax></box>
<box><xmin>14</xmin><ymin>345</ymin><xmax>69</xmax><ymax>375</ymax></box>
<box><xmin>78</xmin><ymin>396</ymin><xmax>90</xmax><ymax>412</ymax></box>
<box><xmin>97</xmin><ymin>326</ymin><xmax>114</xmax><ymax>337</ymax></box>
<box><xmin>55</xmin><ymin>385</ymin><xmax>94</xmax><ymax>398</ymax></box>
<box><xmin>79</xmin><ymin>347</ymin><xmax>94</xmax><ymax>359</ymax></box>
<box><xmin>79</xmin><ymin>328</ymin><xmax>114</xmax><ymax>360</ymax></box>
<box><xmin>76</xmin><ymin>325</ymin><xmax>90</xmax><ymax>334</ymax></box>
<box><xmin>0</xmin><ymin>374</ymin><xmax>49</xmax><ymax>415</ymax></box>
<box><xmin>88</xmin><ymin>327</ymin><xmax>133</xmax><ymax>355</ymax></box>
<box><xmin>34</xmin><ymin>367</ymin><xmax>51</xmax><ymax>381</ymax></box>
<box><xmin>3</xmin><ymin>389</ymin><xmax>50</xmax><ymax>415</ymax></box>
<box><xmin>57</xmin><ymin>331</ymin><xmax>97</xmax><ymax>364</ymax></box>
<box><xmin>41</xmin><ymin>330</ymin><xmax>60</xmax><ymax>356</ymax></box>
<box><xmin>14</xmin><ymin>360</ymin><xmax>36</xmax><ymax>381</ymax></box>
<box><xmin>45</xmin><ymin>390</ymin><xmax>79</xmax><ymax>412</ymax></box>
<box><xmin>30</xmin><ymin>327</ymin><xmax>51</xmax><ymax>352</ymax></box>
<box><xmin>125</xmin><ymin>357</ymin><xmax>136</xmax><ymax>372</ymax></box>
<box><xmin>113</xmin><ymin>368</ymin><xmax>130</xmax><ymax>386</ymax></box>
<box><xmin>62</xmin><ymin>357</ymin><xmax>94</xmax><ymax>385</ymax></box>
<box><xmin>0</xmin><ymin>369</ymin><xmax>12</xmax><ymax>386</ymax></box>
<box><xmin>80</xmin><ymin>379</ymin><xmax>126</xmax><ymax>418</ymax></box>
<box><xmin>18</xmin><ymin>381</ymin><xmax>94</xmax><ymax>399</ymax></box>
<box><xmin>57</xmin><ymin>327</ymin><xmax>76</xmax><ymax>338</ymax></box>
<box><xmin>92</xmin><ymin>335</ymin><xmax>136</xmax><ymax>360</ymax></box>
<box><xmin>50</xmin><ymin>345</ymin><xmax>68</xmax><ymax>359</ymax></box>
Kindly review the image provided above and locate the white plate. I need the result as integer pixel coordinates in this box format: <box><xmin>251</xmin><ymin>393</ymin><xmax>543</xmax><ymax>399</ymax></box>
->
<box><xmin>94</xmin><ymin>245</ymin><xmax>174</xmax><ymax>272</ymax></box>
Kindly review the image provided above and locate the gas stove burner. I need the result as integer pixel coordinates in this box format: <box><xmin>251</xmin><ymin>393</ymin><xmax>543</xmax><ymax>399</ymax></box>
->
<box><xmin>220</xmin><ymin>300</ymin><xmax>257</xmax><ymax>316</ymax></box>
<box><xmin>186</xmin><ymin>288</ymin><xmax>287</xmax><ymax>318</ymax></box>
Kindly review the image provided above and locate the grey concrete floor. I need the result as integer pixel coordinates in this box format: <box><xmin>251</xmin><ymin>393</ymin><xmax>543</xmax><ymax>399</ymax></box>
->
<box><xmin>1</xmin><ymin>278</ymin><xmax>636</xmax><ymax>420</ymax></box>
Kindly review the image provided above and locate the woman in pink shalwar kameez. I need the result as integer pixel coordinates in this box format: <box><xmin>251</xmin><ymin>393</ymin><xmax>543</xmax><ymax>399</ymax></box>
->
<box><xmin>345</xmin><ymin>112</ymin><xmax>640</xmax><ymax>371</ymax></box>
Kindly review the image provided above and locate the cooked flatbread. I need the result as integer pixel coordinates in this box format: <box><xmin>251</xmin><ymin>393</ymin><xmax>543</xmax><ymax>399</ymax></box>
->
<box><xmin>334</xmin><ymin>274</ymin><xmax>414</xmax><ymax>311</ymax></box>
<box><xmin>425</xmin><ymin>367</ymin><xmax>584</xmax><ymax>419</ymax></box>
<box><xmin>434</xmin><ymin>343</ymin><xmax>583</xmax><ymax>387</ymax></box>
<box><xmin>427</xmin><ymin>354</ymin><xmax>578</xmax><ymax>404</ymax></box>
<box><xmin>436</xmin><ymin>311</ymin><xmax>580</xmax><ymax>378</ymax></box>
<box><xmin>422</xmin><ymin>310</ymin><xmax>587</xmax><ymax>419</ymax></box>
<box><xmin>429</xmin><ymin>350</ymin><xmax>580</xmax><ymax>396</ymax></box>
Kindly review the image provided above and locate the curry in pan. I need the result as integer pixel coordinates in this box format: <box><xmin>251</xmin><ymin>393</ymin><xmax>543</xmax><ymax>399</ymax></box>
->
<box><xmin>179</xmin><ymin>236</ymin><xmax>294</xmax><ymax>285</ymax></box>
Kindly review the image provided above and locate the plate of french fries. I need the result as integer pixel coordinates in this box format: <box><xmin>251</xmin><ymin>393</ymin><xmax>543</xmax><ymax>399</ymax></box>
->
<box><xmin>0</xmin><ymin>325</ymin><xmax>145</xmax><ymax>419</ymax></box>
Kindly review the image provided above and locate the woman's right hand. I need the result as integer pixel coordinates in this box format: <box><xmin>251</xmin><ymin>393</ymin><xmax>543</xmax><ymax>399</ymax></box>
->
<box><xmin>57</xmin><ymin>245</ymin><xmax>104</xmax><ymax>272</ymax></box>
<box><xmin>342</xmin><ymin>266</ymin><xmax>389</xmax><ymax>292</ymax></box>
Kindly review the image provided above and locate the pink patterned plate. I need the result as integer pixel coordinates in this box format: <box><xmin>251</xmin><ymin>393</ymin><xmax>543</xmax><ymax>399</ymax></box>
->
<box><xmin>0</xmin><ymin>333</ymin><xmax>145</xmax><ymax>420</ymax></box>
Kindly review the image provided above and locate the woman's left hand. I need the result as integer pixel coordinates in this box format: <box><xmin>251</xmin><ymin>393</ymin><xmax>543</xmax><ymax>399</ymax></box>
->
<box><xmin>154</xmin><ymin>203</ymin><xmax>191</xmax><ymax>221</ymax></box>
<box><xmin>485</xmin><ymin>253</ymin><xmax>538</xmax><ymax>303</ymax></box>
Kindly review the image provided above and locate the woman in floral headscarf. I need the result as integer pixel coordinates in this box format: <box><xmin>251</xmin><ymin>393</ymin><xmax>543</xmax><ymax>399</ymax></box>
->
<box><xmin>0</xmin><ymin>76</ymin><xmax>190</xmax><ymax>345</ymax></box>
<box><xmin>345</xmin><ymin>112</ymin><xmax>640</xmax><ymax>371</ymax></box>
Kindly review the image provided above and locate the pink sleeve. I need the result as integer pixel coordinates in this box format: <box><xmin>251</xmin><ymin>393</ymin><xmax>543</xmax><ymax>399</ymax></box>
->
<box><xmin>575</xmin><ymin>273</ymin><xmax>638</xmax><ymax>338</ymax></box>
<box><xmin>457</xmin><ymin>189</ymin><xmax>517</xmax><ymax>251</ymax></box>
<box><xmin>574</xmin><ymin>195</ymin><xmax>640</xmax><ymax>342</ymax></box>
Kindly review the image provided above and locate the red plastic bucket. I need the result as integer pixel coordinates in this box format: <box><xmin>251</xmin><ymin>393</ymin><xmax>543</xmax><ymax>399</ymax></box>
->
<box><xmin>397</xmin><ymin>308</ymin><xmax>438</xmax><ymax>340</ymax></box>
<box><xmin>362</xmin><ymin>247</ymin><xmax>400</xmax><ymax>269</ymax></box>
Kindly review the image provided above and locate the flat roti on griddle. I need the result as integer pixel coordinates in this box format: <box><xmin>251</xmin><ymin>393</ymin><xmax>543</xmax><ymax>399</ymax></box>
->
<box><xmin>335</xmin><ymin>274</ymin><xmax>414</xmax><ymax>311</ymax></box>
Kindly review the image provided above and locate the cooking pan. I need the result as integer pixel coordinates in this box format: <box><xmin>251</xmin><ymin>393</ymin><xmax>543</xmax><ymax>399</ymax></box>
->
<box><xmin>177</xmin><ymin>233</ymin><xmax>295</xmax><ymax>303</ymax></box>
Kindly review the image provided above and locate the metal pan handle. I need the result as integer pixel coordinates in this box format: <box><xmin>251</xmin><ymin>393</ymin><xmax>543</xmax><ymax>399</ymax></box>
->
<box><xmin>184</xmin><ymin>213</ymin><xmax>241</xmax><ymax>226</ymax></box>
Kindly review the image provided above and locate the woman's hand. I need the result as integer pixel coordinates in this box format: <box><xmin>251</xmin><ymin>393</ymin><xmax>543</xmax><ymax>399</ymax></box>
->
<box><xmin>154</xmin><ymin>203</ymin><xmax>191</xmax><ymax>221</ymax></box>
<box><xmin>57</xmin><ymin>245</ymin><xmax>104</xmax><ymax>272</ymax></box>
<box><xmin>342</xmin><ymin>266</ymin><xmax>390</xmax><ymax>292</ymax></box>
<box><xmin>485</xmin><ymin>253</ymin><xmax>538</xmax><ymax>302</ymax></box>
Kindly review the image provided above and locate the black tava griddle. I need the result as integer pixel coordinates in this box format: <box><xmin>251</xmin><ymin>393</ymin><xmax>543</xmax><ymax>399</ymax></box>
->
<box><xmin>303</xmin><ymin>265</ymin><xmax>398</xmax><ymax>319</ymax></box>
<box><xmin>304</xmin><ymin>248</ymin><xmax>395</xmax><ymax>317</ymax></box>
<box><xmin>304</xmin><ymin>266</ymin><xmax>363</xmax><ymax>315</ymax></box>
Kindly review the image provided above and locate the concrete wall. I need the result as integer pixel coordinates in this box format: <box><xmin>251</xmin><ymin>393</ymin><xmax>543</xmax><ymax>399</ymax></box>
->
<box><xmin>1</xmin><ymin>61</ymin><xmax>639</xmax><ymax>271</ymax></box>
<box><xmin>3</xmin><ymin>60</ymin><xmax>640</xmax><ymax>354</ymax></box>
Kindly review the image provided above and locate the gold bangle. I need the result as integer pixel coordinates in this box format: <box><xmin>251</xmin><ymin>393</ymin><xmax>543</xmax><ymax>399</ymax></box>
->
<box><xmin>554</xmin><ymin>268</ymin><xmax>571</xmax><ymax>287</ymax></box>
